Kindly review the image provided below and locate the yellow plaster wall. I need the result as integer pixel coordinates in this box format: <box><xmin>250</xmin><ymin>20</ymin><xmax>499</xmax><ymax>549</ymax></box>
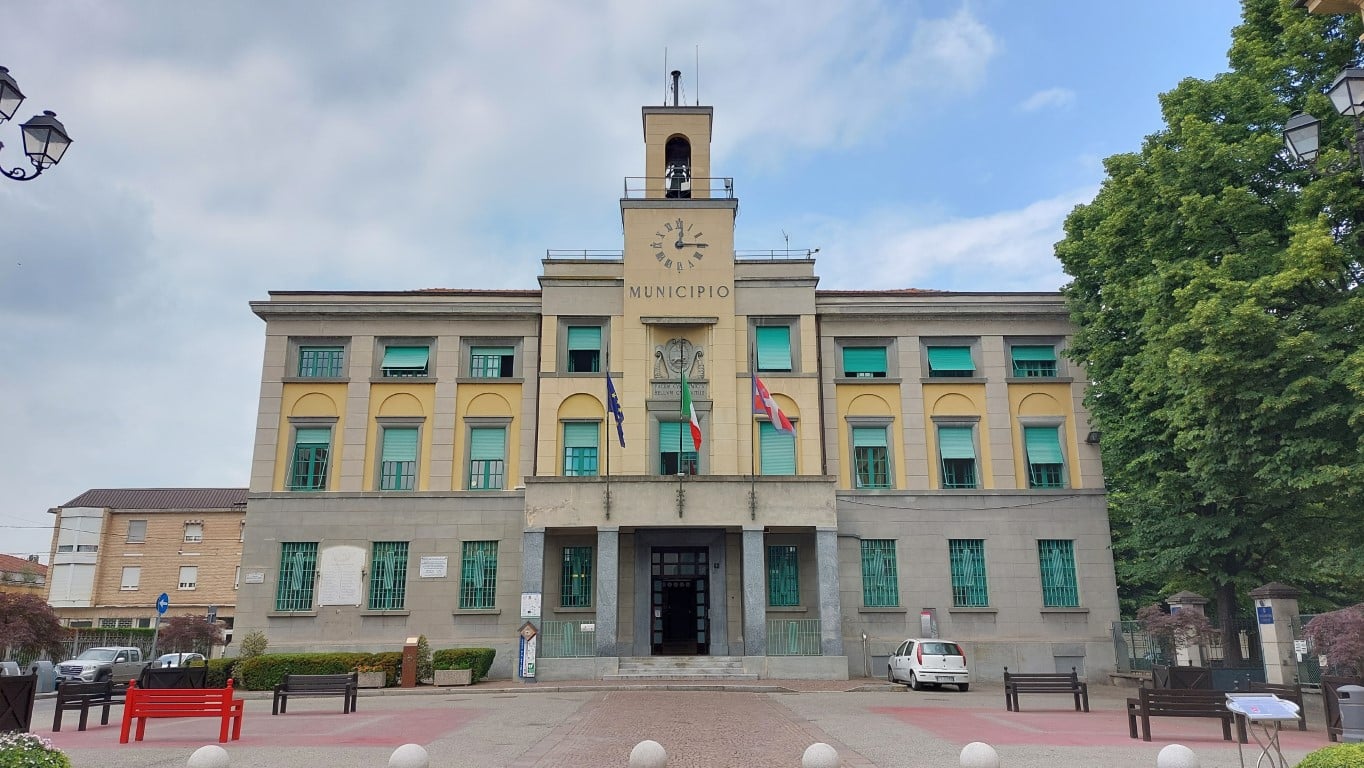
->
<box><xmin>456</xmin><ymin>384</ymin><xmax>522</xmax><ymax>490</ymax></box>
<box><xmin>643</xmin><ymin>112</ymin><xmax>712</xmax><ymax>196</ymax></box>
<box><xmin>274</xmin><ymin>384</ymin><xmax>348</xmax><ymax>491</ymax></box>
<box><xmin>834</xmin><ymin>386</ymin><xmax>903</xmax><ymax>489</ymax></box>
<box><xmin>923</xmin><ymin>383</ymin><xmax>992</xmax><ymax>490</ymax></box>
<box><xmin>362</xmin><ymin>385</ymin><xmax>435</xmax><ymax>491</ymax></box>
<box><xmin>1007</xmin><ymin>383</ymin><xmax>1083</xmax><ymax>489</ymax></box>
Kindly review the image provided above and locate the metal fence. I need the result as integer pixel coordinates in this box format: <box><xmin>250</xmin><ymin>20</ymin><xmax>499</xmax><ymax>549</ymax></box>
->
<box><xmin>539</xmin><ymin>619</ymin><xmax>597</xmax><ymax>658</ymax></box>
<box><xmin>1113</xmin><ymin>620</ymin><xmax>1165</xmax><ymax>672</ymax></box>
<box><xmin>766</xmin><ymin>619</ymin><xmax>822</xmax><ymax>656</ymax></box>
<box><xmin>1294</xmin><ymin>613</ymin><xmax>1322</xmax><ymax>686</ymax></box>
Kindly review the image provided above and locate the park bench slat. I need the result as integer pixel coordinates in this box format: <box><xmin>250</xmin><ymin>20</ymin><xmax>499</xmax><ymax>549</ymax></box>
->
<box><xmin>272</xmin><ymin>672</ymin><xmax>359</xmax><ymax>715</ymax></box>
<box><xmin>1002</xmin><ymin>667</ymin><xmax>1089</xmax><ymax>712</ymax></box>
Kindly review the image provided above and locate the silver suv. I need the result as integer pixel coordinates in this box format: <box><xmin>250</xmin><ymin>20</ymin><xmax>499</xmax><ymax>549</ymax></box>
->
<box><xmin>55</xmin><ymin>646</ymin><xmax>145</xmax><ymax>683</ymax></box>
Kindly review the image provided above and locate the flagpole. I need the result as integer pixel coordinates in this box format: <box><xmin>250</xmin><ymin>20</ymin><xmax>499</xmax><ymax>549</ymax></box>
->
<box><xmin>604</xmin><ymin>359</ymin><xmax>611</xmax><ymax>520</ymax></box>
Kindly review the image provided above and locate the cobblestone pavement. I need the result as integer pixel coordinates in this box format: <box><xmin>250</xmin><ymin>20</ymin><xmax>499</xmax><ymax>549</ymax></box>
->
<box><xmin>29</xmin><ymin>680</ymin><xmax>1331</xmax><ymax>768</ymax></box>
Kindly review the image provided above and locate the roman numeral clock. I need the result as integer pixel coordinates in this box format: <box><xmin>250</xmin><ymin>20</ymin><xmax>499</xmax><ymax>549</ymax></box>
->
<box><xmin>650</xmin><ymin>216</ymin><xmax>709</xmax><ymax>272</ymax></box>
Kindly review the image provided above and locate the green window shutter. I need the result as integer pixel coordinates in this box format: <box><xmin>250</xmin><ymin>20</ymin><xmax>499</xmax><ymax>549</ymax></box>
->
<box><xmin>469</xmin><ymin>427</ymin><xmax>506</xmax><ymax>460</ymax></box>
<box><xmin>927</xmin><ymin>346</ymin><xmax>974</xmax><ymax>373</ymax></box>
<box><xmin>659</xmin><ymin>421</ymin><xmax>681</xmax><ymax>449</ymax></box>
<box><xmin>382</xmin><ymin>346</ymin><xmax>429</xmax><ymax>370</ymax></box>
<box><xmin>368</xmin><ymin>541</ymin><xmax>409</xmax><ymax>611</ymax></box>
<box><xmin>563</xmin><ymin>422</ymin><xmax>598</xmax><ymax>448</ymax></box>
<box><xmin>938</xmin><ymin>427</ymin><xmax>975</xmax><ymax>459</ymax></box>
<box><xmin>949</xmin><ymin>539</ymin><xmax>988</xmax><ymax>607</ymax></box>
<box><xmin>853</xmin><ymin>426</ymin><xmax>887</xmax><ymax>448</ymax></box>
<box><xmin>381</xmin><ymin>428</ymin><xmax>418</xmax><ymax>462</ymax></box>
<box><xmin>1011</xmin><ymin>345</ymin><xmax>1055</xmax><ymax>362</ymax></box>
<box><xmin>766</xmin><ymin>545</ymin><xmax>799</xmax><ymax>607</ymax></box>
<box><xmin>560</xmin><ymin>546</ymin><xmax>593</xmax><ymax>608</ymax></box>
<box><xmin>860</xmin><ymin>539</ymin><xmax>899</xmax><ymax>607</ymax></box>
<box><xmin>471</xmin><ymin>346</ymin><xmax>513</xmax><ymax>359</ymax></box>
<box><xmin>842</xmin><ymin>346</ymin><xmax>887</xmax><ymax>376</ymax></box>
<box><xmin>755</xmin><ymin>326</ymin><xmax>792</xmax><ymax>371</ymax></box>
<box><xmin>295</xmin><ymin>428</ymin><xmax>330</xmax><ymax>446</ymax></box>
<box><xmin>1038</xmin><ymin>539</ymin><xmax>1079</xmax><ymax>607</ymax></box>
<box><xmin>1024</xmin><ymin>426</ymin><xmax>1064</xmax><ymax>463</ymax></box>
<box><xmin>759</xmin><ymin>421</ymin><xmax>796</xmax><ymax>475</ymax></box>
<box><xmin>566</xmin><ymin>326</ymin><xmax>601</xmax><ymax>351</ymax></box>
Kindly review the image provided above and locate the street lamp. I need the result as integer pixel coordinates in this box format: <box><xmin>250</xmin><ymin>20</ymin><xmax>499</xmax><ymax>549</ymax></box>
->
<box><xmin>0</xmin><ymin>66</ymin><xmax>73</xmax><ymax>182</ymax></box>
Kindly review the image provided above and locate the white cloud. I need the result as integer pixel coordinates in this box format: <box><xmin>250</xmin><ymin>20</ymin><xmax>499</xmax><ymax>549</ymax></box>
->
<box><xmin>1020</xmin><ymin>87</ymin><xmax>1076</xmax><ymax>113</ymax></box>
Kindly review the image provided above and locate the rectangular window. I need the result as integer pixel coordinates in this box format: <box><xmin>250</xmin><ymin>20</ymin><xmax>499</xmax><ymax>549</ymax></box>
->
<box><xmin>276</xmin><ymin>542</ymin><xmax>318</xmax><ymax>612</ymax></box>
<box><xmin>759</xmin><ymin>421</ymin><xmax>796</xmax><ymax>475</ymax></box>
<box><xmin>1011</xmin><ymin>345</ymin><xmax>1058</xmax><ymax>377</ymax></box>
<box><xmin>766</xmin><ymin>545</ymin><xmax>799</xmax><ymax>607</ymax></box>
<box><xmin>459</xmin><ymin>541</ymin><xmax>498</xmax><ymax>609</ymax></box>
<box><xmin>860</xmin><ymin>539</ymin><xmax>899</xmax><ymax>607</ymax></box>
<box><xmin>100</xmin><ymin>618</ymin><xmax>133</xmax><ymax>629</ymax></box>
<box><xmin>120</xmin><ymin>566</ymin><xmax>141</xmax><ymax>591</ymax></box>
<box><xmin>137</xmin><ymin>618</ymin><xmax>152</xmax><ymax>629</ymax></box>
<box><xmin>562</xmin><ymin>422</ymin><xmax>599</xmax><ymax>477</ymax></box>
<box><xmin>289</xmin><ymin>427</ymin><xmax>331</xmax><ymax>491</ymax></box>
<box><xmin>368</xmin><ymin>541</ymin><xmax>409</xmax><ymax>611</ymax></box>
<box><xmin>560</xmin><ymin>546</ymin><xmax>593</xmax><ymax>608</ymax></box>
<box><xmin>938</xmin><ymin>426</ymin><xmax>978</xmax><ymax>489</ymax></box>
<box><xmin>852</xmin><ymin>427</ymin><xmax>890</xmax><ymax>489</ymax></box>
<box><xmin>381</xmin><ymin>345</ymin><xmax>430</xmax><ymax>377</ymax></box>
<box><xmin>842</xmin><ymin>346</ymin><xmax>888</xmax><ymax>378</ymax></box>
<box><xmin>1024</xmin><ymin>426</ymin><xmax>1066</xmax><ymax>488</ymax></box>
<box><xmin>470</xmin><ymin>346</ymin><xmax>514</xmax><ymax>378</ymax></box>
<box><xmin>468</xmin><ymin>427</ymin><xmax>506</xmax><ymax>490</ymax></box>
<box><xmin>126</xmin><ymin>519</ymin><xmax>146</xmax><ymax>544</ymax></box>
<box><xmin>566</xmin><ymin>326</ymin><xmax>602</xmax><ymax>373</ymax></box>
<box><xmin>178</xmin><ymin>565</ymin><xmax>198</xmax><ymax>590</ymax></box>
<box><xmin>755</xmin><ymin>326</ymin><xmax>793</xmax><ymax>372</ymax></box>
<box><xmin>658</xmin><ymin>421</ymin><xmax>698</xmax><ymax>475</ymax></box>
<box><xmin>1038</xmin><ymin>539</ymin><xmax>1080</xmax><ymax>607</ymax></box>
<box><xmin>949</xmin><ymin>539</ymin><xmax>988</xmax><ymax>607</ymax></box>
<box><xmin>380</xmin><ymin>427</ymin><xmax>418</xmax><ymax>491</ymax></box>
<box><xmin>299</xmin><ymin>345</ymin><xmax>345</xmax><ymax>377</ymax></box>
<box><xmin>926</xmin><ymin>346</ymin><xmax>975</xmax><ymax>377</ymax></box>
<box><xmin>183</xmin><ymin>522</ymin><xmax>203</xmax><ymax>543</ymax></box>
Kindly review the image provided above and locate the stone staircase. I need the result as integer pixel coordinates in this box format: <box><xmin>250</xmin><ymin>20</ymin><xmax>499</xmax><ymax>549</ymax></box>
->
<box><xmin>603</xmin><ymin>656</ymin><xmax>758</xmax><ymax>681</ymax></box>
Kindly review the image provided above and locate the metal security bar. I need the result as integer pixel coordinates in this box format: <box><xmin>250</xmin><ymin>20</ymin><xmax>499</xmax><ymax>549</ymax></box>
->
<box><xmin>949</xmin><ymin>539</ymin><xmax>988</xmax><ymax>607</ymax></box>
<box><xmin>860</xmin><ymin>539</ymin><xmax>899</xmax><ymax>607</ymax></box>
<box><xmin>368</xmin><ymin>541</ymin><xmax>409</xmax><ymax>610</ymax></box>
<box><xmin>560</xmin><ymin>547</ymin><xmax>593</xmax><ymax>608</ymax></box>
<box><xmin>766</xmin><ymin>545</ymin><xmax>799</xmax><ymax>607</ymax></box>
<box><xmin>766</xmin><ymin>619</ymin><xmax>822</xmax><ymax>656</ymax></box>
<box><xmin>1038</xmin><ymin>539</ymin><xmax>1079</xmax><ymax>607</ymax></box>
<box><xmin>459</xmin><ymin>541</ymin><xmax>498</xmax><ymax>609</ymax></box>
<box><xmin>276</xmin><ymin>542</ymin><xmax>318</xmax><ymax>612</ymax></box>
<box><xmin>539</xmin><ymin>619</ymin><xmax>597</xmax><ymax>658</ymax></box>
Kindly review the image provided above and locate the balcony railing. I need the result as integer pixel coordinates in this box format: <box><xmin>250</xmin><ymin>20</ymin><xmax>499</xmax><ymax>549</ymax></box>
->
<box><xmin>623</xmin><ymin>176</ymin><xmax>736</xmax><ymax>200</ymax></box>
<box><xmin>540</xmin><ymin>618</ymin><xmax>597</xmax><ymax>658</ymax></box>
<box><xmin>766</xmin><ymin>618</ymin><xmax>822</xmax><ymax>656</ymax></box>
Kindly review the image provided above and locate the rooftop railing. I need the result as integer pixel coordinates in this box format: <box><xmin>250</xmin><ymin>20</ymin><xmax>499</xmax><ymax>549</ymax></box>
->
<box><xmin>623</xmin><ymin>176</ymin><xmax>736</xmax><ymax>200</ymax></box>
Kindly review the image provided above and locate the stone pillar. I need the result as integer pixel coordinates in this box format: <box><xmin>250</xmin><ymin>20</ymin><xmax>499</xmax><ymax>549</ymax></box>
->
<box><xmin>1166</xmin><ymin>591</ymin><xmax>1209</xmax><ymax>667</ymax></box>
<box><xmin>595</xmin><ymin>528</ymin><xmax>620</xmax><ymax>657</ymax></box>
<box><xmin>519</xmin><ymin>529</ymin><xmax>545</xmax><ymax>682</ymax></box>
<box><xmin>742</xmin><ymin>528</ymin><xmax>766</xmax><ymax>657</ymax></box>
<box><xmin>816</xmin><ymin>528</ymin><xmax>844</xmax><ymax>656</ymax></box>
<box><xmin>1250</xmin><ymin>582</ymin><xmax>1301</xmax><ymax>685</ymax></box>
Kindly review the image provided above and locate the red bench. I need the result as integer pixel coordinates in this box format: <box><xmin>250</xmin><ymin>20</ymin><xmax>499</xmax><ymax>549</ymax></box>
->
<box><xmin>119</xmin><ymin>678</ymin><xmax>244</xmax><ymax>744</ymax></box>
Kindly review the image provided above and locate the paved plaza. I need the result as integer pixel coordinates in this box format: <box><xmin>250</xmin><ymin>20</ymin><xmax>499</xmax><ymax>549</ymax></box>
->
<box><xmin>28</xmin><ymin>680</ymin><xmax>1331</xmax><ymax>768</ymax></box>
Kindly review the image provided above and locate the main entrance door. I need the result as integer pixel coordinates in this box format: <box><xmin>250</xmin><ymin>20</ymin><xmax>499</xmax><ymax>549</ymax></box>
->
<box><xmin>650</xmin><ymin>547</ymin><xmax>709</xmax><ymax>655</ymax></box>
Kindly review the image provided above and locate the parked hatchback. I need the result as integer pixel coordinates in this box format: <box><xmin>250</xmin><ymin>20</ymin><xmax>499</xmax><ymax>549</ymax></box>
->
<box><xmin>153</xmin><ymin>652</ymin><xmax>206</xmax><ymax>668</ymax></box>
<box><xmin>887</xmin><ymin>638</ymin><xmax>970</xmax><ymax>691</ymax></box>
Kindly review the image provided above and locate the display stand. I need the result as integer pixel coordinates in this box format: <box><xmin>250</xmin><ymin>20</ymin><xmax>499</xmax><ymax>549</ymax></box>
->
<box><xmin>1226</xmin><ymin>693</ymin><xmax>1300</xmax><ymax>768</ymax></box>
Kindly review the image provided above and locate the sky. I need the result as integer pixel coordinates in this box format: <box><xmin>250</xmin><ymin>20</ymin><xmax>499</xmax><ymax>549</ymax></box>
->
<box><xmin>0</xmin><ymin>1</ymin><xmax>1248</xmax><ymax>562</ymax></box>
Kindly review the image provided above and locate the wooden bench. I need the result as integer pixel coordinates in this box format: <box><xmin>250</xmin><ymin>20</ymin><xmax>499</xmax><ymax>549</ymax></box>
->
<box><xmin>1126</xmin><ymin>687</ymin><xmax>1247</xmax><ymax>743</ymax></box>
<box><xmin>118</xmin><ymin>678</ymin><xmax>243</xmax><ymax>743</ymax></box>
<box><xmin>53</xmin><ymin>680</ymin><xmax>124</xmax><ymax>732</ymax></box>
<box><xmin>1233</xmin><ymin>680</ymin><xmax>1306</xmax><ymax>731</ymax></box>
<box><xmin>272</xmin><ymin>672</ymin><xmax>358</xmax><ymax>715</ymax></box>
<box><xmin>1003</xmin><ymin>666</ymin><xmax>1089</xmax><ymax>712</ymax></box>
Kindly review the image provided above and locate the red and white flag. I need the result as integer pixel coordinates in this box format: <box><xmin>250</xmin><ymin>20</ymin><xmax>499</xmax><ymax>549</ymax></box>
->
<box><xmin>753</xmin><ymin>375</ymin><xmax>795</xmax><ymax>435</ymax></box>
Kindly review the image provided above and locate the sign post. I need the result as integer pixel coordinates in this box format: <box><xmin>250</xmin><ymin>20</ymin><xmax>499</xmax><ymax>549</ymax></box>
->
<box><xmin>149</xmin><ymin>592</ymin><xmax>169</xmax><ymax>663</ymax></box>
<box><xmin>518</xmin><ymin>621</ymin><xmax>538</xmax><ymax>682</ymax></box>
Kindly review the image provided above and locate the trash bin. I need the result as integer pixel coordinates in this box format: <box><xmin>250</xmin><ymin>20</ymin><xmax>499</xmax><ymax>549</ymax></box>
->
<box><xmin>28</xmin><ymin>660</ymin><xmax>57</xmax><ymax>693</ymax></box>
<box><xmin>1340</xmin><ymin>684</ymin><xmax>1364</xmax><ymax>743</ymax></box>
<box><xmin>0</xmin><ymin>661</ymin><xmax>20</xmax><ymax>676</ymax></box>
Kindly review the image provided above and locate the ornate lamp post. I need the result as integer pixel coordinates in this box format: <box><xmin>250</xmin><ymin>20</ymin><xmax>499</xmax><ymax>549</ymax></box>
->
<box><xmin>0</xmin><ymin>66</ymin><xmax>73</xmax><ymax>181</ymax></box>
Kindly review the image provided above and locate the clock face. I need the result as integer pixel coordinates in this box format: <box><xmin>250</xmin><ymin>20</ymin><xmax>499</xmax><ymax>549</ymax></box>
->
<box><xmin>649</xmin><ymin>216</ymin><xmax>709</xmax><ymax>272</ymax></box>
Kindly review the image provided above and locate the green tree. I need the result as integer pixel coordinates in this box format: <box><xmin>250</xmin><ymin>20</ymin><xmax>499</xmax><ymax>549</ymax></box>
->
<box><xmin>1056</xmin><ymin>0</ymin><xmax>1364</xmax><ymax>653</ymax></box>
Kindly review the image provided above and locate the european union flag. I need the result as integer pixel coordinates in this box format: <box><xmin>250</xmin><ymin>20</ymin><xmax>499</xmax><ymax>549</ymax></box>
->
<box><xmin>606</xmin><ymin>374</ymin><xmax>625</xmax><ymax>447</ymax></box>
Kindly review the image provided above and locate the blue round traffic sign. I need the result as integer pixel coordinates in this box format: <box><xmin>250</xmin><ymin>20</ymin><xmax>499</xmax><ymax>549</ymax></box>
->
<box><xmin>157</xmin><ymin>593</ymin><xmax>169</xmax><ymax>614</ymax></box>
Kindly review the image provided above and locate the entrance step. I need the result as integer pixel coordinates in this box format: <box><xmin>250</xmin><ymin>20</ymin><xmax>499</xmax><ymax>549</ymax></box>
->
<box><xmin>604</xmin><ymin>656</ymin><xmax>758</xmax><ymax>681</ymax></box>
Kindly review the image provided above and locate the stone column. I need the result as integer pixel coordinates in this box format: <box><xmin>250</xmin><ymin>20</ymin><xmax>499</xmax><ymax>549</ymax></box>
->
<box><xmin>595</xmin><ymin>528</ymin><xmax>620</xmax><ymax>657</ymax></box>
<box><xmin>1166</xmin><ymin>591</ymin><xmax>1209</xmax><ymax>667</ymax></box>
<box><xmin>519</xmin><ymin>529</ymin><xmax>545</xmax><ymax>683</ymax></box>
<box><xmin>815</xmin><ymin>528</ymin><xmax>844</xmax><ymax>656</ymax></box>
<box><xmin>742</xmin><ymin>528</ymin><xmax>766</xmax><ymax>657</ymax></box>
<box><xmin>1250</xmin><ymin>582</ymin><xmax>1301</xmax><ymax>685</ymax></box>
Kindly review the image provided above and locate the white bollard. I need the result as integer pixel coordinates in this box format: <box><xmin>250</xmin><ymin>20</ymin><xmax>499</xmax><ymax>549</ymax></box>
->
<box><xmin>388</xmin><ymin>743</ymin><xmax>430</xmax><ymax>768</ymax></box>
<box><xmin>802</xmin><ymin>742</ymin><xmax>840</xmax><ymax>767</ymax></box>
<box><xmin>959</xmin><ymin>742</ymin><xmax>1000</xmax><ymax>768</ymax></box>
<box><xmin>629</xmin><ymin>739</ymin><xmax>668</xmax><ymax>768</ymax></box>
<box><xmin>187</xmin><ymin>745</ymin><xmax>230</xmax><ymax>768</ymax></box>
<box><xmin>1156</xmin><ymin>744</ymin><xmax>1199</xmax><ymax>768</ymax></box>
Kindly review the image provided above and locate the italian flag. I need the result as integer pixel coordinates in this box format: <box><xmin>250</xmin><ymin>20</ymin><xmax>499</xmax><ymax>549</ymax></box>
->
<box><xmin>680</xmin><ymin>367</ymin><xmax>702</xmax><ymax>451</ymax></box>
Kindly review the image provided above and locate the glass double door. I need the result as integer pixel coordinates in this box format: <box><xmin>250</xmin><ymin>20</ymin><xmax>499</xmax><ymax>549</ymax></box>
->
<box><xmin>650</xmin><ymin>547</ymin><xmax>709</xmax><ymax>655</ymax></box>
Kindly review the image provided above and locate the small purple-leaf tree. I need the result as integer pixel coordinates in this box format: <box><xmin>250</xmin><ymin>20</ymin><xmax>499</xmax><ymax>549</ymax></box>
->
<box><xmin>158</xmin><ymin>614</ymin><xmax>225</xmax><ymax>654</ymax></box>
<box><xmin>1304</xmin><ymin>603</ymin><xmax>1364</xmax><ymax>676</ymax></box>
<box><xmin>1138</xmin><ymin>603</ymin><xmax>1218</xmax><ymax>662</ymax></box>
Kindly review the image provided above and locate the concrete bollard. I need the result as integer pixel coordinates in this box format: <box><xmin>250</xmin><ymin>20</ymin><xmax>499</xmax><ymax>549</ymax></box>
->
<box><xmin>187</xmin><ymin>745</ymin><xmax>230</xmax><ymax>768</ymax></box>
<box><xmin>1156</xmin><ymin>744</ymin><xmax>1198</xmax><ymax>768</ymax></box>
<box><xmin>629</xmin><ymin>739</ymin><xmax>668</xmax><ymax>767</ymax></box>
<box><xmin>388</xmin><ymin>743</ymin><xmax>430</xmax><ymax>768</ymax></box>
<box><xmin>960</xmin><ymin>742</ymin><xmax>1000</xmax><ymax>768</ymax></box>
<box><xmin>802</xmin><ymin>742</ymin><xmax>840</xmax><ymax>767</ymax></box>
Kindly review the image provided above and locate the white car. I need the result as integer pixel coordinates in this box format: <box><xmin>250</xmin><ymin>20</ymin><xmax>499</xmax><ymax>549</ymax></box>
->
<box><xmin>887</xmin><ymin>638</ymin><xmax>970</xmax><ymax>691</ymax></box>
<box><xmin>153</xmin><ymin>652</ymin><xmax>206</xmax><ymax>668</ymax></box>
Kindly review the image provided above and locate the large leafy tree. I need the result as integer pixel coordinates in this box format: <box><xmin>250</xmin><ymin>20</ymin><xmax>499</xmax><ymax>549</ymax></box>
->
<box><xmin>1056</xmin><ymin>0</ymin><xmax>1364</xmax><ymax>654</ymax></box>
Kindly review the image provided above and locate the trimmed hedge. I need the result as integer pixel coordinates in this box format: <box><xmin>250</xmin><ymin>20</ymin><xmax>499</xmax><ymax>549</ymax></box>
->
<box><xmin>1295</xmin><ymin>743</ymin><xmax>1364</xmax><ymax>768</ymax></box>
<box><xmin>432</xmin><ymin>648</ymin><xmax>495</xmax><ymax>682</ymax></box>
<box><xmin>205</xmin><ymin>657</ymin><xmax>237</xmax><ymax>688</ymax></box>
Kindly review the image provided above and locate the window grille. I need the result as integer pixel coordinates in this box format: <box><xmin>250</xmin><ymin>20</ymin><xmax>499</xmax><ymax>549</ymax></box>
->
<box><xmin>860</xmin><ymin>539</ymin><xmax>899</xmax><ymax>607</ymax></box>
<box><xmin>949</xmin><ymin>539</ymin><xmax>988</xmax><ymax>607</ymax></box>
<box><xmin>560</xmin><ymin>546</ymin><xmax>593</xmax><ymax>608</ymax></box>
<box><xmin>368</xmin><ymin>541</ymin><xmax>409</xmax><ymax>610</ymax></box>
<box><xmin>276</xmin><ymin>542</ymin><xmax>318</xmax><ymax>612</ymax></box>
<box><xmin>1038</xmin><ymin>539</ymin><xmax>1080</xmax><ymax>607</ymax></box>
<box><xmin>460</xmin><ymin>541</ymin><xmax>498</xmax><ymax>609</ymax></box>
<box><xmin>767</xmin><ymin>545</ymin><xmax>799</xmax><ymax>606</ymax></box>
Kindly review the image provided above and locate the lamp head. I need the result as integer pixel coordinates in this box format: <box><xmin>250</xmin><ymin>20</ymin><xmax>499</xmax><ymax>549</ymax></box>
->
<box><xmin>0</xmin><ymin>67</ymin><xmax>24</xmax><ymax>122</ymax></box>
<box><xmin>1283</xmin><ymin>111</ymin><xmax>1322</xmax><ymax>163</ymax></box>
<box><xmin>20</xmin><ymin>110</ymin><xmax>72</xmax><ymax>168</ymax></box>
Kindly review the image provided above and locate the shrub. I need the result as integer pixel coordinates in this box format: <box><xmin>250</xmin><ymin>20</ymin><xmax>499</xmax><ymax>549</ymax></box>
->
<box><xmin>234</xmin><ymin>651</ymin><xmax>404</xmax><ymax>689</ymax></box>
<box><xmin>205</xmin><ymin>657</ymin><xmax>237</xmax><ymax>688</ymax></box>
<box><xmin>415</xmin><ymin>635</ymin><xmax>433</xmax><ymax>684</ymax></box>
<box><xmin>1294</xmin><ymin>743</ymin><xmax>1364</xmax><ymax>768</ymax></box>
<box><xmin>0</xmin><ymin>732</ymin><xmax>71</xmax><ymax>768</ymax></box>
<box><xmin>432</xmin><ymin>648</ymin><xmax>496</xmax><ymax>682</ymax></box>
<box><xmin>238</xmin><ymin>630</ymin><xmax>268</xmax><ymax>659</ymax></box>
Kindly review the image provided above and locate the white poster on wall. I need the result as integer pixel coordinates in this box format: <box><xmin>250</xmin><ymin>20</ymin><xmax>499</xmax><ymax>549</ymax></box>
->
<box><xmin>317</xmin><ymin>545</ymin><xmax>366</xmax><ymax>606</ymax></box>
<box><xmin>419</xmin><ymin>556</ymin><xmax>448</xmax><ymax>578</ymax></box>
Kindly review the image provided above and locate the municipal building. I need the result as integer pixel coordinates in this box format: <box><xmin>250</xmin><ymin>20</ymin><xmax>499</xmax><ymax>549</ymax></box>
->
<box><xmin>234</xmin><ymin>75</ymin><xmax>1120</xmax><ymax>681</ymax></box>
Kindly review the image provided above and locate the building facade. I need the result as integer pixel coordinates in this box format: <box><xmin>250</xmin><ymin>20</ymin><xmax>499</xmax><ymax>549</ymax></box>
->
<box><xmin>0</xmin><ymin>554</ymin><xmax>47</xmax><ymax>597</ymax></box>
<box><xmin>235</xmin><ymin>83</ymin><xmax>1119</xmax><ymax>680</ymax></box>
<box><xmin>45</xmin><ymin>488</ymin><xmax>246</xmax><ymax>632</ymax></box>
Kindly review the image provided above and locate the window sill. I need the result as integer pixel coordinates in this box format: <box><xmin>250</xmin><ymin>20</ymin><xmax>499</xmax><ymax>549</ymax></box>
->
<box><xmin>947</xmin><ymin>607</ymin><xmax>997</xmax><ymax>614</ymax></box>
<box><xmin>766</xmin><ymin>606</ymin><xmax>808</xmax><ymax>613</ymax></box>
<box><xmin>1005</xmin><ymin>376</ymin><xmax>1073</xmax><ymax>384</ymax></box>
<box><xmin>834</xmin><ymin>376</ymin><xmax>902</xmax><ymax>384</ymax></box>
<box><xmin>452</xmin><ymin>608</ymin><xmax>501</xmax><ymax>616</ymax></box>
<box><xmin>555</xmin><ymin>606</ymin><xmax>596</xmax><ymax>614</ymax></box>
<box><xmin>921</xmin><ymin>376</ymin><xmax>987</xmax><ymax>384</ymax></box>
<box><xmin>858</xmin><ymin>606</ymin><xmax>907</xmax><ymax>614</ymax></box>
<box><xmin>282</xmin><ymin>376</ymin><xmax>349</xmax><ymax>384</ymax></box>
<box><xmin>360</xmin><ymin>610</ymin><xmax>411</xmax><ymax>617</ymax></box>
<box><xmin>267</xmin><ymin>611</ymin><xmax>318</xmax><ymax>618</ymax></box>
<box><xmin>1040</xmin><ymin>607</ymin><xmax>1088</xmax><ymax>614</ymax></box>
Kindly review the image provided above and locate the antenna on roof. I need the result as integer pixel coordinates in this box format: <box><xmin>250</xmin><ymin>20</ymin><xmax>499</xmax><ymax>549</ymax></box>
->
<box><xmin>695</xmin><ymin>45</ymin><xmax>700</xmax><ymax>106</ymax></box>
<box><xmin>663</xmin><ymin>48</ymin><xmax>668</xmax><ymax>105</ymax></box>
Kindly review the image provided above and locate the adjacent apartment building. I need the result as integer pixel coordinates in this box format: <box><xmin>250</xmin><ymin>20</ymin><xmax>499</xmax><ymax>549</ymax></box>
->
<box><xmin>45</xmin><ymin>488</ymin><xmax>246</xmax><ymax>632</ymax></box>
<box><xmin>234</xmin><ymin>77</ymin><xmax>1119</xmax><ymax>680</ymax></box>
<box><xmin>0</xmin><ymin>554</ymin><xmax>47</xmax><ymax>597</ymax></box>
